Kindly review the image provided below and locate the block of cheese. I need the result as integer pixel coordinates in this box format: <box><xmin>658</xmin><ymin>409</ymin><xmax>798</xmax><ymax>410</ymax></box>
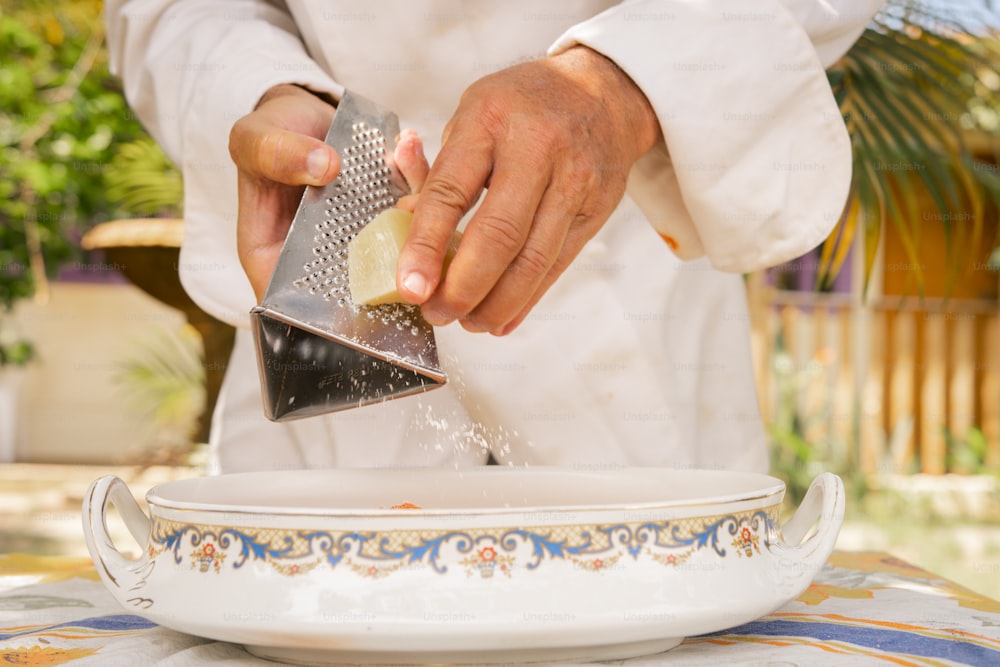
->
<box><xmin>348</xmin><ymin>208</ymin><xmax>461</xmax><ymax>306</ymax></box>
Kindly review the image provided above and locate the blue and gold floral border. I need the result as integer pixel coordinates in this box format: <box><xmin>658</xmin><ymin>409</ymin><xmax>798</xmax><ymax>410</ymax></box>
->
<box><xmin>149</xmin><ymin>506</ymin><xmax>780</xmax><ymax>580</ymax></box>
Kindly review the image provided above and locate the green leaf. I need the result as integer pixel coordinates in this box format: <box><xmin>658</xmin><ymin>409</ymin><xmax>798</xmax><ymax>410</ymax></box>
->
<box><xmin>104</xmin><ymin>137</ymin><xmax>183</xmax><ymax>217</ymax></box>
<box><xmin>848</xmin><ymin>57</ymin><xmax>963</xmax><ymax>223</ymax></box>
<box><xmin>821</xmin><ymin>0</ymin><xmax>1000</xmax><ymax>292</ymax></box>
<box><xmin>0</xmin><ymin>339</ymin><xmax>36</xmax><ymax>366</ymax></box>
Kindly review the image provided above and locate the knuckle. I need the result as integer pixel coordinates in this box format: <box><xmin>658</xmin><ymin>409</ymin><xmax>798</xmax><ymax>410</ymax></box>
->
<box><xmin>456</xmin><ymin>91</ymin><xmax>512</xmax><ymax>141</ymax></box>
<box><xmin>566</xmin><ymin>155</ymin><xmax>595</xmax><ymax>184</ymax></box>
<box><xmin>422</xmin><ymin>176</ymin><xmax>476</xmax><ymax>213</ymax></box>
<box><xmin>255</xmin><ymin>132</ymin><xmax>283</xmax><ymax>176</ymax></box>
<box><xmin>561</xmin><ymin>167</ymin><xmax>594</xmax><ymax>203</ymax></box>
<box><xmin>476</xmin><ymin>97</ymin><xmax>509</xmax><ymax>131</ymax></box>
<box><xmin>511</xmin><ymin>243</ymin><xmax>551</xmax><ymax>279</ymax></box>
<box><xmin>403</xmin><ymin>233</ymin><xmax>445</xmax><ymax>263</ymax></box>
<box><xmin>537</xmin><ymin>124</ymin><xmax>571</xmax><ymax>153</ymax></box>
<box><xmin>231</xmin><ymin>124</ymin><xmax>285</xmax><ymax>179</ymax></box>
<box><xmin>475</xmin><ymin>213</ymin><xmax>525</xmax><ymax>254</ymax></box>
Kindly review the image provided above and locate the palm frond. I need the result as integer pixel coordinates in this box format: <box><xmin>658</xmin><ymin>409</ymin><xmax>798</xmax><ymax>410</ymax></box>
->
<box><xmin>820</xmin><ymin>0</ymin><xmax>1000</xmax><ymax>291</ymax></box>
<box><xmin>104</xmin><ymin>137</ymin><xmax>183</xmax><ymax>218</ymax></box>
<box><xmin>113</xmin><ymin>325</ymin><xmax>205</xmax><ymax>435</ymax></box>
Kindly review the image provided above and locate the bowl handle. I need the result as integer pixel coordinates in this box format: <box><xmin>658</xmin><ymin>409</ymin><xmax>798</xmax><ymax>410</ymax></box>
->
<box><xmin>82</xmin><ymin>475</ymin><xmax>156</xmax><ymax>610</ymax></box>
<box><xmin>768</xmin><ymin>472</ymin><xmax>845</xmax><ymax>598</ymax></box>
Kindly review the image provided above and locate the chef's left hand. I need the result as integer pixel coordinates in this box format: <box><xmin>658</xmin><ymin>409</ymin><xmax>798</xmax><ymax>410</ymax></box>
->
<box><xmin>396</xmin><ymin>45</ymin><xmax>660</xmax><ymax>335</ymax></box>
<box><xmin>228</xmin><ymin>83</ymin><xmax>429</xmax><ymax>302</ymax></box>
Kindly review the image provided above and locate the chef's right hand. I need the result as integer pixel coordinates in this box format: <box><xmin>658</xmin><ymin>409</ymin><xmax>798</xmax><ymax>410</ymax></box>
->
<box><xmin>229</xmin><ymin>84</ymin><xmax>428</xmax><ymax>301</ymax></box>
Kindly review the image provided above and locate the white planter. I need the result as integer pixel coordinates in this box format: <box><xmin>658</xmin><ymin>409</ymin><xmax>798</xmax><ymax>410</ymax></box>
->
<box><xmin>0</xmin><ymin>367</ymin><xmax>25</xmax><ymax>462</ymax></box>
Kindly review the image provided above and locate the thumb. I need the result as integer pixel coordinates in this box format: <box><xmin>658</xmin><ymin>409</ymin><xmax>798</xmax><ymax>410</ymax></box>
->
<box><xmin>230</xmin><ymin>117</ymin><xmax>340</xmax><ymax>186</ymax></box>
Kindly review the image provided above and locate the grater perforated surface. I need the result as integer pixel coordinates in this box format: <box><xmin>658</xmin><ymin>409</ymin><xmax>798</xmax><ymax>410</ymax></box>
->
<box><xmin>295</xmin><ymin>122</ymin><xmax>398</xmax><ymax>305</ymax></box>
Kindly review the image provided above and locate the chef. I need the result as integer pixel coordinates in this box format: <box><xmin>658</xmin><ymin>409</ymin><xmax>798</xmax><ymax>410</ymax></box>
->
<box><xmin>104</xmin><ymin>0</ymin><xmax>883</xmax><ymax>474</ymax></box>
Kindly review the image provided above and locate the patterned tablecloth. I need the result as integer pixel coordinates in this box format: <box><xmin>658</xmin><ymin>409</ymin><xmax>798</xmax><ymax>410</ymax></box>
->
<box><xmin>1</xmin><ymin>550</ymin><xmax>998</xmax><ymax>666</ymax></box>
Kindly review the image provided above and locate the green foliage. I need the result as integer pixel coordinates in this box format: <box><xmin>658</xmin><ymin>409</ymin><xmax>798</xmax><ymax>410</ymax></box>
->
<box><xmin>768</xmin><ymin>423</ymin><xmax>823</xmax><ymax>508</ymax></box>
<box><xmin>105</xmin><ymin>138</ymin><xmax>183</xmax><ymax>218</ymax></box>
<box><xmin>944</xmin><ymin>426</ymin><xmax>996</xmax><ymax>475</ymax></box>
<box><xmin>0</xmin><ymin>338</ymin><xmax>34</xmax><ymax>366</ymax></box>
<box><xmin>0</xmin><ymin>1</ymin><xmax>180</xmax><ymax>367</ymax></box>
<box><xmin>766</xmin><ymin>338</ymin><xmax>863</xmax><ymax>507</ymax></box>
<box><xmin>113</xmin><ymin>326</ymin><xmax>206</xmax><ymax>464</ymax></box>
<box><xmin>821</xmin><ymin>0</ymin><xmax>1000</xmax><ymax>291</ymax></box>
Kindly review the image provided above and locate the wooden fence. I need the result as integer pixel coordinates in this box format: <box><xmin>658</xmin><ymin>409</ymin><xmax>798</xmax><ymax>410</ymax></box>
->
<box><xmin>747</xmin><ymin>276</ymin><xmax>1000</xmax><ymax>475</ymax></box>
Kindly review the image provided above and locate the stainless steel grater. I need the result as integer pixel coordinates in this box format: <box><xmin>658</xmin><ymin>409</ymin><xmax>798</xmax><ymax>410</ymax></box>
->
<box><xmin>250</xmin><ymin>90</ymin><xmax>445</xmax><ymax>421</ymax></box>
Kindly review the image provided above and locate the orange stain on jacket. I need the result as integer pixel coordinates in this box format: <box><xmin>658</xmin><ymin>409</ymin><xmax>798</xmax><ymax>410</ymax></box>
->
<box><xmin>658</xmin><ymin>232</ymin><xmax>679</xmax><ymax>251</ymax></box>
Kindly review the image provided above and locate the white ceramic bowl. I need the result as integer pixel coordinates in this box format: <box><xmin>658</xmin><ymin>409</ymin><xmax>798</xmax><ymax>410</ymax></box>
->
<box><xmin>83</xmin><ymin>467</ymin><xmax>843</xmax><ymax>665</ymax></box>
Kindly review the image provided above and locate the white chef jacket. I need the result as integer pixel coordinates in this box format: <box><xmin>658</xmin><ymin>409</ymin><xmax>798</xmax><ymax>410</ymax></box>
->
<box><xmin>104</xmin><ymin>0</ymin><xmax>883</xmax><ymax>474</ymax></box>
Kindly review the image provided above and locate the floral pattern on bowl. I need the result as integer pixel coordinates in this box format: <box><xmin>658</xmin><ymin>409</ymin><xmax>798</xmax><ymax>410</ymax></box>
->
<box><xmin>150</xmin><ymin>506</ymin><xmax>779</xmax><ymax>582</ymax></box>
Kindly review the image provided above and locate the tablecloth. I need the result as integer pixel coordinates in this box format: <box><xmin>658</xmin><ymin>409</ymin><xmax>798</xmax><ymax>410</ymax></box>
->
<box><xmin>2</xmin><ymin>551</ymin><xmax>999</xmax><ymax>666</ymax></box>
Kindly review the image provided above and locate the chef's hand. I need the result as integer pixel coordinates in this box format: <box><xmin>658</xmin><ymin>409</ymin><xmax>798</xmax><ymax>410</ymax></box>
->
<box><xmin>229</xmin><ymin>84</ymin><xmax>429</xmax><ymax>301</ymax></box>
<box><xmin>397</xmin><ymin>46</ymin><xmax>660</xmax><ymax>335</ymax></box>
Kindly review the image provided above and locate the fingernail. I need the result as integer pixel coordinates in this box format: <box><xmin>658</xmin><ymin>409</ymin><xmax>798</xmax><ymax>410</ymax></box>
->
<box><xmin>401</xmin><ymin>272</ymin><xmax>429</xmax><ymax>301</ymax></box>
<box><xmin>398</xmin><ymin>129</ymin><xmax>423</xmax><ymax>155</ymax></box>
<box><xmin>307</xmin><ymin>149</ymin><xmax>331</xmax><ymax>180</ymax></box>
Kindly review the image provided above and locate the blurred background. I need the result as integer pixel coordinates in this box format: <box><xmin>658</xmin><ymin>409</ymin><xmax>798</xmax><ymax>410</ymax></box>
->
<box><xmin>1</xmin><ymin>1</ymin><xmax>998</xmax><ymax>599</ymax></box>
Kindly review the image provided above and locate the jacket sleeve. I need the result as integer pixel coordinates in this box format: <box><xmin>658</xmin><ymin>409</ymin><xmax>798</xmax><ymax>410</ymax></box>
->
<box><xmin>104</xmin><ymin>0</ymin><xmax>344</xmax><ymax>325</ymax></box>
<box><xmin>549</xmin><ymin>0</ymin><xmax>884</xmax><ymax>273</ymax></box>
<box><xmin>104</xmin><ymin>0</ymin><xmax>343</xmax><ymax>165</ymax></box>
